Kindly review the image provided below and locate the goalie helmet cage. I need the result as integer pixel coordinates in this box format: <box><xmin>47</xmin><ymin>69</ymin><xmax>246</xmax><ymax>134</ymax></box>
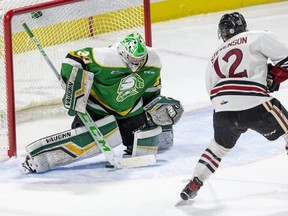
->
<box><xmin>0</xmin><ymin>0</ymin><xmax>152</xmax><ymax>159</ymax></box>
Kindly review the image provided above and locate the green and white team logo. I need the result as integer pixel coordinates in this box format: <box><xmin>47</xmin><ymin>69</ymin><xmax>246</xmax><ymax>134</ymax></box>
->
<box><xmin>117</xmin><ymin>73</ymin><xmax>144</xmax><ymax>102</ymax></box>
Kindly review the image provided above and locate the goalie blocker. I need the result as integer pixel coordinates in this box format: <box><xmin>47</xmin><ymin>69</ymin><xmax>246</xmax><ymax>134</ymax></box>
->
<box><xmin>63</xmin><ymin>66</ymin><xmax>94</xmax><ymax>116</ymax></box>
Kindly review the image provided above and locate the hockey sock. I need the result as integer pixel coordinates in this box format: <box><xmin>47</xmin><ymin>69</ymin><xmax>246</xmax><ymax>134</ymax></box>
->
<box><xmin>192</xmin><ymin>139</ymin><xmax>230</xmax><ymax>182</ymax></box>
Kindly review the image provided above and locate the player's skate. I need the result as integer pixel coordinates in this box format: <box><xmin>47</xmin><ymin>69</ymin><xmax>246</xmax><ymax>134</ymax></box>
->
<box><xmin>180</xmin><ymin>177</ymin><xmax>203</xmax><ymax>201</ymax></box>
<box><xmin>123</xmin><ymin>145</ymin><xmax>133</xmax><ymax>158</ymax></box>
<box><xmin>21</xmin><ymin>155</ymin><xmax>36</xmax><ymax>174</ymax></box>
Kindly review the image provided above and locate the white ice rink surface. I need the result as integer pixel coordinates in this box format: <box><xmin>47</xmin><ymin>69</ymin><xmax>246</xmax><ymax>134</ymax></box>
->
<box><xmin>1</xmin><ymin>1</ymin><xmax>288</xmax><ymax>216</ymax></box>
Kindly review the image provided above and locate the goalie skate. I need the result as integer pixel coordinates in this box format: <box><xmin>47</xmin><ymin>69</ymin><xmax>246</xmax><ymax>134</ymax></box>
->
<box><xmin>20</xmin><ymin>155</ymin><xmax>36</xmax><ymax>174</ymax></box>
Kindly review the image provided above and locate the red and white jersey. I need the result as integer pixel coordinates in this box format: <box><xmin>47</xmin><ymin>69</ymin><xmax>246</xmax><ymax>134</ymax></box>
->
<box><xmin>206</xmin><ymin>30</ymin><xmax>288</xmax><ymax>112</ymax></box>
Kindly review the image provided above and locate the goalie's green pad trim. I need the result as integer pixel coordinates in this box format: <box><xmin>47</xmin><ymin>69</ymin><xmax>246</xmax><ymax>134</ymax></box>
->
<box><xmin>63</xmin><ymin>66</ymin><xmax>94</xmax><ymax>115</ymax></box>
<box><xmin>26</xmin><ymin>115</ymin><xmax>121</xmax><ymax>173</ymax></box>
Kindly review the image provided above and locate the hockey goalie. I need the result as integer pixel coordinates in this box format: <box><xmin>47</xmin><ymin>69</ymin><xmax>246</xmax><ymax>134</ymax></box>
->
<box><xmin>21</xmin><ymin>32</ymin><xmax>184</xmax><ymax>174</ymax></box>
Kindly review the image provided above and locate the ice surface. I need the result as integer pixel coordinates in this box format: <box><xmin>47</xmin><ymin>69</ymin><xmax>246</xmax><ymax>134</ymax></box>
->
<box><xmin>1</xmin><ymin>1</ymin><xmax>288</xmax><ymax>216</ymax></box>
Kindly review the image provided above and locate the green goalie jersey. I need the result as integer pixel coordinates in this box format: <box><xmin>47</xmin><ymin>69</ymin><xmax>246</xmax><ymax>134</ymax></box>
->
<box><xmin>61</xmin><ymin>43</ymin><xmax>162</xmax><ymax>119</ymax></box>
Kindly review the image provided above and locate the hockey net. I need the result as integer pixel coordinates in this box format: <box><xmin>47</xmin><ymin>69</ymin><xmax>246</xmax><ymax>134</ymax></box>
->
<box><xmin>0</xmin><ymin>0</ymin><xmax>151</xmax><ymax>159</ymax></box>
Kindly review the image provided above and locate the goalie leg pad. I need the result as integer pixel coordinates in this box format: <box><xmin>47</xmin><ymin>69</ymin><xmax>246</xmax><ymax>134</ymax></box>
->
<box><xmin>132</xmin><ymin>126</ymin><xmax>162</xmax><ymax>157</ymax></box>
<box><xmin>63</xmin><ymin>66</ymin><xmax>94</xmax><ymax>116</ymax></box>
<box><xmin>158</xmin><ymin>125</ymin><xmax>174</xmax><ymax>150</ymax></box>
<box><xmin>24</xmin><ymin>115</ymin><xmax>122</xmax><ymax>173</ymax></box>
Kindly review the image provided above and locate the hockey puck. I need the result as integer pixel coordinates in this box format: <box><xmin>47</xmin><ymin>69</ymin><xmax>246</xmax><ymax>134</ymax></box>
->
<box><xmin>31</xmin><ymin>11</ymin><xmax>43</xmax><ymax>19</ymax></box>
<box><xmin>105</xmin><ymin>164</ymin><xmax>115</xmax><ymax>169</ymax></box>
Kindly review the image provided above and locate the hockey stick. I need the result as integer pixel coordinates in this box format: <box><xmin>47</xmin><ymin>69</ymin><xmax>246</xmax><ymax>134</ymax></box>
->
<box><xmin>22</xmin><ymin>22</ymin><xmax>156</xmax><ymax>169</ymax></box>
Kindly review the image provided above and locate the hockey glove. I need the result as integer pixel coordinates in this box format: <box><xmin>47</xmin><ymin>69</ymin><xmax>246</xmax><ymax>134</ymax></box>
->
<box><xmin>63</xmin><ymin>67</ymin><xmax>94</xmax><ymax>116</ymax></box>
<box><xmin>144</xmin><ymin>96</ymin><xmax>184</xmax><ymax>126</ymax></box>
<box><xmin>271</xmin><ymin>66</ymin><xmax>288</xmax><ymax>83</ymax></box>
<box><xmin>267</xmin><ymin>63</ymin><xmax>288</xmax><ymax>92</ymax></box>
<box><xmin>267</xmin><ymin>64</ymin><xmax>280</xmax><ymax>92</ymax></box>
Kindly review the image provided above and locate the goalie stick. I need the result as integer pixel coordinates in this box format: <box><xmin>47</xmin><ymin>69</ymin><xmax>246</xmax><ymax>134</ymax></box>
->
<box><xmin>22</xmin><ymin>22</ymin><xmax>156</xmax><ymax>169</ymax></box>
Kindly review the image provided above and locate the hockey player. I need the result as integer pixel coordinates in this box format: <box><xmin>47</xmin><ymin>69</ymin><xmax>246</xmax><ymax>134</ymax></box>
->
<box><xmin>180</xmin><ymin>12</ymin><xmax>288</xmax><ymax>201</ymax></box>
<box><xmin>21</xmin><ymin>32</ymin><xmax>183</xmax><ymax>174</ymax></box>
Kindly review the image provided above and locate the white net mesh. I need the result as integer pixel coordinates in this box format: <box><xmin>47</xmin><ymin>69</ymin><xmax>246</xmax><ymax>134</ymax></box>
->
<box><xmin>0</xmin><ymin>0</ymin><xmax>147</xmax><ymax>156</ymax></box>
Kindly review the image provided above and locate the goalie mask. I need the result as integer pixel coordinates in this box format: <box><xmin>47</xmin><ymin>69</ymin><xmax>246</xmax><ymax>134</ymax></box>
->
<box><xmin>218</xmin><ymin>12</ymin><xmax>247</xmax><ymax>41</ymax></box>
<box><xmin>117</xmin><ymin>32</ymin><xmax>147</xmax><ymax>72</ymax></box>
<box><xmin>144</xmin><ymin>96</ymin><xmax>184</xmax><ymax>126</ymax></box>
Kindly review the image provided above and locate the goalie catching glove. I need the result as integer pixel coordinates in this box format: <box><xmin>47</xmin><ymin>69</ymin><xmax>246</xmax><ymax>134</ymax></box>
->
<box><xmin>63</xmin><ymin>67</ymin><xmax>94</xmax><ymax>116</ymax></box>
<box><xmin>144</xmin><ymin>96</ymin><xmax>184</xmax><ymax>126</ymax></box>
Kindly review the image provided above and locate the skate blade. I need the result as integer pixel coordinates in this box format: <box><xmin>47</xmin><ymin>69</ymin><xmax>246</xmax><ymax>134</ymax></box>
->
<box><xmin>175</xmin><ymin>199</ymin><xmax>194</xmax><ymax>207</ymax></box>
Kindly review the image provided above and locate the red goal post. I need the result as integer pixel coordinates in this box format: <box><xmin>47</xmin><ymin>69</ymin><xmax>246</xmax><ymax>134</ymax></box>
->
<box><xmin>0</xmin><ymin>0</ymin><xmax>152</xmax><ymax>159</ymax></box>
